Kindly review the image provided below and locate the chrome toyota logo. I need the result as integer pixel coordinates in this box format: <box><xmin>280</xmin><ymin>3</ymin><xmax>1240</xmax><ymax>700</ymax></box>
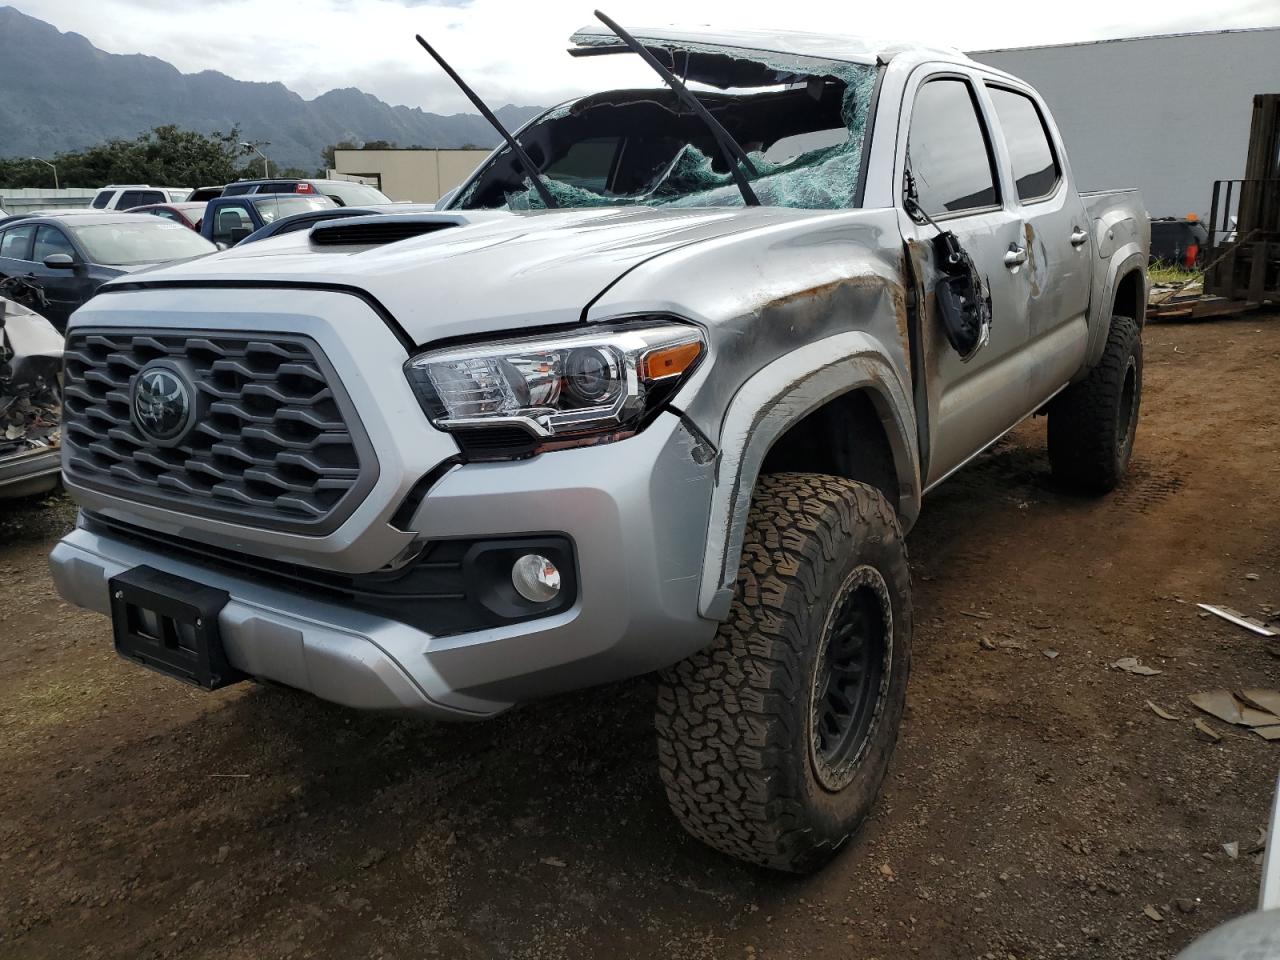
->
<box><xmin>132</xmin><ymin>365</ymin><xmax>194</xmax><ymax>443</ymax></box>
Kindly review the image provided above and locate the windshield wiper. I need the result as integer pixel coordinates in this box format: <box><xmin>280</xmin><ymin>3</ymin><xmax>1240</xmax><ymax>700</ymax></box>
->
<box><xmin>592</xmin><ymin>10</ymin><xmax>760</xmax><ymax>207</ymax></box>
<box><xmin>414</xmin><ymin>34</ymin><xmax>559</xmax><ymax>209</ymax></box>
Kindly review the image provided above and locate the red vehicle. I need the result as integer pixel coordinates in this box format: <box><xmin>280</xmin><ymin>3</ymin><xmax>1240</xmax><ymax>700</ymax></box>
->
<box><xmin>125</xmin><ymin>201</ymin><xmax>208</xmax><ymax>232</ymax></box>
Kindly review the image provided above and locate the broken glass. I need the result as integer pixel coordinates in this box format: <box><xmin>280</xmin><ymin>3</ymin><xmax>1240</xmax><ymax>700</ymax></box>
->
<box><xmin>456</xmin><ymin>59</ymin><xmax>877</xmax><ymax>213</ymax></box>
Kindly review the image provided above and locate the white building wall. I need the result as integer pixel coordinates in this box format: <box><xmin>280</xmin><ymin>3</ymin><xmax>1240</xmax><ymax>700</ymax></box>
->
<box><xmin>333</xmin><ymin>149</ymin><xmax>490</xmax><ymax>203</ymax></box>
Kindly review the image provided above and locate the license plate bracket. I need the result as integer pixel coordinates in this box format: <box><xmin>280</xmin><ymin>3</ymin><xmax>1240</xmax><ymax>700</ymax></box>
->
<box><xmin>109</xmin><ymin>565</ymin><xmax>244</xmax><ymax>690</ymax></box>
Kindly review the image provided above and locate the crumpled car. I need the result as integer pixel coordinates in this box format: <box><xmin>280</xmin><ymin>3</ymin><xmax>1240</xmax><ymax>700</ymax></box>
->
<box><xmin>0</xmin><ymin>287</ymin><xmax>62</xmax><ymax>499</ymax></box>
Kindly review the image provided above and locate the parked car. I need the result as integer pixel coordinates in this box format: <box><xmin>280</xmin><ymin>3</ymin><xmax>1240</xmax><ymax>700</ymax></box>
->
<box><xmin>0</xmin><ymin>213</ymin><xmax>216</xmax><ymax>329</ymax></box>
<box><xmin>238</xmin><ymin>202</ymin><xmax>439</xmax><ymax>244</ymax></box>
<box><xmin>186</xmin><ymin>186</ymin><xmax>225</xmax><ymax>203</ymax></box>
<box><xmin>200</xmin><ymin>194</ymin><xmax>337</xmax><ymax>247</ymax></box>
<box><xmin>1150</xmin><ymin>216</ymin><xmax>1208</xmax><ymax>270</ymax></box>
<box><xmin>91</xmin><ymin>185</ymin><xmax>190</xmax><ymax>211</ymax></box>
<box><xmin>221</xmin><ymin>178</ymin><xmax>391</xmax><ymax>206</ymax></box>
<box><xmin>126</xmin><ymin>202</ymin><xmax>209</xmax><ymax>232</ymax></box>
<box><xmin>0</xmin><ymin>280</ymin><xmax>62</xmax><ymax>499</ymax></box>
<box><xmin>51</xmin><ymin>26</ymin><xmax>1149</xmax><ymax>873</ymax></box>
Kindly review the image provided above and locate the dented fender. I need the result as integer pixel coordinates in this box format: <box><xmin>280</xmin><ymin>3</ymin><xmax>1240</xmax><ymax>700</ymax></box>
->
<box><xmin>583</xmin><ymin>208</ymin><xmax>919</xmax><ymax>621</ymax></box>
<box><xmin>694</xmin><ymin>332</ymin><xmax>918</xmax><ymax>620</ymax></box>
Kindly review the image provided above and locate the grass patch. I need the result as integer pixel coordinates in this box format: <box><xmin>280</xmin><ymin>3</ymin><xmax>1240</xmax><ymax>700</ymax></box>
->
<box><xmin>1149</xmin><ymin>262</ymin><xmax>1203</xmax><ymax>287</ymax></box>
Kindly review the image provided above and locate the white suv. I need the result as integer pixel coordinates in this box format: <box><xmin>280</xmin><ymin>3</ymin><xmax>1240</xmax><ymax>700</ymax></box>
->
<box><xmin>90</xmin><ymin>185</ymin><xmax>190</xmax><ymax>210</ymax></box>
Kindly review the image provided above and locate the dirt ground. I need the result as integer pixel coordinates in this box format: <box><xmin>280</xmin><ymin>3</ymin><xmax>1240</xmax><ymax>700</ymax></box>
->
<box><xmin>2</xmin><ymin>313</ymin><xmax>1279</xmax><ymax>960</ymax></box>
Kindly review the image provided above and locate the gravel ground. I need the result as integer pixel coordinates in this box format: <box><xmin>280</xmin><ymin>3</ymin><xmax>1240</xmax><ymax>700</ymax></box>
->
<box><xmin>1</xmin><ymin>313</ymin><xmax>1278</xmax><ymax>960</ymax></box>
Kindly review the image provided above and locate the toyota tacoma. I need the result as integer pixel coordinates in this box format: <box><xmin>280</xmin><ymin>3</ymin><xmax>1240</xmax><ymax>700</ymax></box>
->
<box><xmin>50</xmin><ymin>23</ymin><xmax>1149</xmax><ymax>872</ymax></box>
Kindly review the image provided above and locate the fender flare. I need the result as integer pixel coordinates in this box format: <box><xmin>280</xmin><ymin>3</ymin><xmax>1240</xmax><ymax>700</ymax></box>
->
<box><xmin>1086</xmin><ymin>248</ymin><xmax>1145</xmax><ymax>369</ymax></box>
<box><xmin>696</xmin><ymin>331</ymin><xmax>921</xmax><ymax>620</ymax></box>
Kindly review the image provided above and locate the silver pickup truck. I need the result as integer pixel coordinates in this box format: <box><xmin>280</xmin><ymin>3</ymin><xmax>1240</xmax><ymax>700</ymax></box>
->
<box><xmin>49</xmin><ymin>25</ymin><xmax>1148</xmax><ymax>873</ymax></box>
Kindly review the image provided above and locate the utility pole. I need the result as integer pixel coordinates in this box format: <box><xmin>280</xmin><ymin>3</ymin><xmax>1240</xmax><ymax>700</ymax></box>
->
<box><xmin>240</xmin><ymin>141</ymin><xmax>272</xmax><ymax>178</ymax></box>
<box><xmin>29</xmin><ymin>157</ymin><xmax>58</xmax><ymax>190</ymax></box>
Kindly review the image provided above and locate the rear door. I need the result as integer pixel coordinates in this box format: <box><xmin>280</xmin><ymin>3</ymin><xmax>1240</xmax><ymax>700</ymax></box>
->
<box><xmin>895</xmin><ymin>70</ymin><xmax>1032</xmax><ymax>486</ymax></box>
<box><xmin>0</xmin><ymin>223</ymin><xmax>36</xmax><ymax>278</ymax></box>
<box><xmin>984</xmin><ymin>82</ymin><xmax>1091</xmax><ymax>397</ymax></box>
<box><xmin>0</xmin><ymin>224</ymin><xmax>46</xmax><ymax>318</ymax></box>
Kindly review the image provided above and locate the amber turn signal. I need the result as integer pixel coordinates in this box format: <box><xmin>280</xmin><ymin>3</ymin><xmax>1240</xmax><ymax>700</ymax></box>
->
<box><xmin>641</xmin><ymin>339</ymin><xmax>703</xmax><ymax>382</ymax></box>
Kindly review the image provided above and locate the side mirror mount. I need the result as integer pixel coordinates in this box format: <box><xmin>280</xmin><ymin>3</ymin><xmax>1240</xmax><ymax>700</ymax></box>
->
<box><xmin>215</xmin><ymin>241</ymin><xmax>229</xmax><ymax>251</ymax></box>
<box><xmin>42</xmin><ymin>253</ymin><xmax>76</xmax><ymax>270</ymax></box>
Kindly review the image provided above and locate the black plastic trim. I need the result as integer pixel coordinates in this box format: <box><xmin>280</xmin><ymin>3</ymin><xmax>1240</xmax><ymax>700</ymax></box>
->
<box><xmin>85</xmin><ymin>514</ymin><xmax>578</xmax><ymax>638</ymax></box>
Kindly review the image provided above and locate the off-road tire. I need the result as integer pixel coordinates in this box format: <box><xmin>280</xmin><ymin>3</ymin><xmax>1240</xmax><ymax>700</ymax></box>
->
<box><xmin>1047</xmin><ymin>315</ymin><xmax>1142</xmax><ymax>494</ymax></box>
<box><xmin>655</xmin><ymin>473</ymin><xmax>912</xmax><ymax>873</ymax></box>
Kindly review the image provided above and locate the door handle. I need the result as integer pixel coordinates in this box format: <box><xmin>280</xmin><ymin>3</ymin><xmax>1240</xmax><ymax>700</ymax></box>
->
<box><xmin>1003</xmin><ymin>244</ymin><xmax>1027</xmax><ymax>268</ymax></box>
<box><xmin>1070</xmin><ymin>226</ymin><xmax>1089</xmax><ymax>247</ymax></box>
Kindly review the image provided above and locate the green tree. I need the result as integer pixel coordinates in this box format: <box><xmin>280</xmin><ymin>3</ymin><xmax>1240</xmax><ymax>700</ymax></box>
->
<box><xmin>0</xmin><ymin>126</ymin><xmax>252</xmax><ymax>189</ymax></box>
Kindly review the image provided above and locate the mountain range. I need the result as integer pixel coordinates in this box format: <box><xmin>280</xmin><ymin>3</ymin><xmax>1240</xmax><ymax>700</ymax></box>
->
<box><xmin>0</xmin><ymin>6</ymin><xmax>545</xmax><ymax>171</ymax></box>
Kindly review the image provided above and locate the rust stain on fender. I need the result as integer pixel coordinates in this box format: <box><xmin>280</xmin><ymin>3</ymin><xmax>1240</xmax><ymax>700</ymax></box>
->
<box><xmin>762</xmin><ymin>273</ymin><xmax>888</xmax><ymax>312</ymax></box>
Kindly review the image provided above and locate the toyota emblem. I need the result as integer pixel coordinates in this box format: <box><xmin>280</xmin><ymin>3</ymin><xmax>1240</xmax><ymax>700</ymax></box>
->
<box><xmin>131</xmin><ymin>365</ymin><xmax>194</xmax><ymax>443</ymax></box>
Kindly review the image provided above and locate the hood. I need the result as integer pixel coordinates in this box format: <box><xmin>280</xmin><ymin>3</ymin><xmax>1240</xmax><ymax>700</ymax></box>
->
<box><xmin>106</xmin><ymin>206</ymin><xmax>822</xmax><ymax>346</ymax></box>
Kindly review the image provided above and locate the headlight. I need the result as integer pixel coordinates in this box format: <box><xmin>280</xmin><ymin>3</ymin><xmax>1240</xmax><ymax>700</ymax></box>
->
<box><xmin>404</xmin><ymin>320</ymin><xmax>705</xmax><ymax>457</ymax></box>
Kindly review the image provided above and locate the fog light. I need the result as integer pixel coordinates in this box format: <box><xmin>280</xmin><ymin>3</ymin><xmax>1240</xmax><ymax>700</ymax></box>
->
<box><xmin>511</xmin><ymin>554</ymin><xmax>561</xmax><ymax>603</ymax></box>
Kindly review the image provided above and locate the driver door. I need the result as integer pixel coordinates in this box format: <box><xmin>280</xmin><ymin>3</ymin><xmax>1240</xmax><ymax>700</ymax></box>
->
<box><xmin>895</xmin><ymin>70</ymin><xmax>1033</xmax><ymax>487</ymax></box>
<box><xmin>29</xmin><ymin>225</ymin><xmax>93</xmax><ymax>328</ymax></box>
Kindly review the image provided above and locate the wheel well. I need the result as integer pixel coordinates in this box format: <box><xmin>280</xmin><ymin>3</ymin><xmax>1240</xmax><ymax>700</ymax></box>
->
<box><xmin>1113</xmin><ymin>269</ymin><xmax>1144</xmax><ymax>325</ymax></box>
<box><xmin>759</xmin><ymin>389</ymin><xmax>900</xmax><ymax>510</ymax></box>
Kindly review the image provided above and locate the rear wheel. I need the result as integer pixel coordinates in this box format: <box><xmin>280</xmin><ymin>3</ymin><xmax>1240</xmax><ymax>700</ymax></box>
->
<box><xmin>1048</xmin><ymin>315</ymin><xmax>1142</xmax><ymax>494</ymax></box>
<box><xmin>655</xmin><ymin>473</ymin><xmax>911</xmax><ymax>872</ymax></box>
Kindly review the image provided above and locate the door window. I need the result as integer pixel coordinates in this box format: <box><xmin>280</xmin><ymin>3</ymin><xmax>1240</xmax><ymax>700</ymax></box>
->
<box><xmin>906</xmin><ymin>78</ymin><xmax>999</xmax><ymax>218</ymax></box>
<box><xmin>211</xmin><ymin>204</ymin><xmax>254</xmax><ymax>245</ymax></box>
<box><xmin>0</xmin><ymin>224</ymin><xmax>36</xmax><ymax>260</ymax></box>
<box><xmin>986</xmin><ymin>86</ymin><xmax>1061</xmax><ymax>202</ymax></box>
<box><xmin>117</xmin><ymin>190</ymin><xmax>165</xmax><ymax>209</ymax></box>
<box><xmin>33</xmin><ymin>225</ymin><xmax>76</xmax><ymax>261</ymax></box>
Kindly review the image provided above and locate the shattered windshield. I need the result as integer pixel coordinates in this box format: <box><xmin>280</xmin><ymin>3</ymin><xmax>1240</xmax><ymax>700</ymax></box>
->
<box><xmin>453</xmin><ymin>53</ymin><xmax>877</xmax><ymax>212</ymax></box>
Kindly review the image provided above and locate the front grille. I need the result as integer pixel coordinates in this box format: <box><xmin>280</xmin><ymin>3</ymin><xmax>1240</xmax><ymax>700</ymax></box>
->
<box><xmin>62</xmin><ymin>330</ymin><xmax>376</xmax><ymax>534</ymax></box>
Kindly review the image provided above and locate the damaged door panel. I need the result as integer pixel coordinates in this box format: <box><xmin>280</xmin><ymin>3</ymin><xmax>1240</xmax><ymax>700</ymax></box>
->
<box><xmin>895</xmin><ymin>72</ymin><xmax>1032</xmax><ymax>487</ymax></box>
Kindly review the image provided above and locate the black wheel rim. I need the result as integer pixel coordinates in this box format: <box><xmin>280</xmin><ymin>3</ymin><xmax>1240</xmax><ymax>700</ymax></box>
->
<box><xmin>1118</xmin><ymin>356</ymin><xmax>1139</xmax><ymax>463</ymax></box>
<box><xmin>809</xmin><ymin>566</ymin><xmax>891</xmax><ymax>792</ymax></box>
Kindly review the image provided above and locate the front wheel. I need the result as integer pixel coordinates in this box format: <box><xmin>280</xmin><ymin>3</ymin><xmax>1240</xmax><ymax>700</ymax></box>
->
<box><xmin>655</xmin><ymin>473</ymin><xmax>912</xmax><ymax>873</ymax></box>
<box><xmin>1047</xmin><ymin>315</ymin><xmax>1143</xmax><ymax>494</ymax></box>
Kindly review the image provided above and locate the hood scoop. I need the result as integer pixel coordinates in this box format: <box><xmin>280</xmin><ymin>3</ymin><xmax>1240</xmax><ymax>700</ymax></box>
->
<box><xmin>310</xmin><ymin>213</ymin><xmax>467</xmax><ymax>247</ymax></box>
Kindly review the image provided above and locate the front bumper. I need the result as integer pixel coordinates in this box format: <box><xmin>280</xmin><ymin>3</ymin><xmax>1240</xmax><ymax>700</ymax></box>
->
<box><xmin>49</xmin><ymin>412</ymin><xmax>718</xmax><ymax>718</ymax></box>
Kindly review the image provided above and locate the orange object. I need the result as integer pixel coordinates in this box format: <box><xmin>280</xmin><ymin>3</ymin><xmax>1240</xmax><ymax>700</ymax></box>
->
<box><xmin>641</xmin><ymin>340</ymin><xmax>703</xmax><ymax>381</ymax></box>
<box><xmin>1185</xmin><ymin>212</ymin><xmax>1199</xmax><ymax>222</ymax></box>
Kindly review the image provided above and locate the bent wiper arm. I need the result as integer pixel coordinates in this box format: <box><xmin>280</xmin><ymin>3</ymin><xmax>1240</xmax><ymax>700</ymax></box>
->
<box><xmin>592</xmin><ymin>10</ymin><xmax>760</xmax><ymax>206</ymax></box>
<box><xmin>414</xmin><ymin>34</ymin><xmax>558</xmax><ymax>209</ymax></box>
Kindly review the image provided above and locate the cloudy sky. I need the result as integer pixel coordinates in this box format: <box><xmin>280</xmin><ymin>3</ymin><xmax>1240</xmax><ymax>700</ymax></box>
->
<box><xmin>19</xmin><ymin>0</ymin><xmax>1279</xmax><ymax>114</ymax></box>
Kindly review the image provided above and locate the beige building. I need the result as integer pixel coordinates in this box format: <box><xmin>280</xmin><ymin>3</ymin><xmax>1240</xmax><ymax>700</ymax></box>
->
<box><xmin>332</xmin><ymin>148</ymin><xmax>490</xmax><ymax>203</ymax></box>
